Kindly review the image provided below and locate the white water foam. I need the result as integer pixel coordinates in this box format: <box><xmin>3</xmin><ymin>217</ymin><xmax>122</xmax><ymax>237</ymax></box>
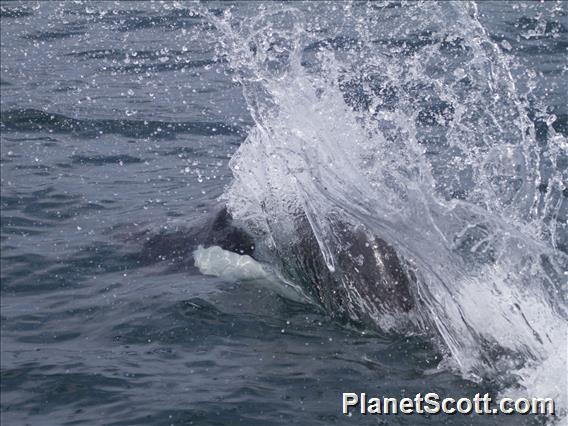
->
<box><xmin>194</xmin><ymin>245</ymin><xmax>269</xmax><ymax>282</ymax></box>
<box><xmin>194</xmin><ymin>245</ymin><xmax>312</xmax><ymax>304</ymax></box>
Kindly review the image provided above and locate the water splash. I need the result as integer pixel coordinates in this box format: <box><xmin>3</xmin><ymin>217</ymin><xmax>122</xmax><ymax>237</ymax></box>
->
<box><xmin>196</xmin><ymin>0</ymin><xmax>567</xmax><ymax>410</ymax></box>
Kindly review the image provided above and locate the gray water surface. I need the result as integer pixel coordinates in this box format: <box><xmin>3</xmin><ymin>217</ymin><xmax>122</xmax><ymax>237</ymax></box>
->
<box><xmin>1</xmin><ymin>2</ymin><xmax>565</xmax><ymax>425</ymax></box>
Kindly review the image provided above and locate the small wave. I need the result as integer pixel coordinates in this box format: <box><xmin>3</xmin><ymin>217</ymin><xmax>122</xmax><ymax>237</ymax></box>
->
<box><xmin>70</xmin><ymin>154</ymin><xmax>142</xmax><ymax>166</ymax></box>
<box><xmin>0</xmin><ymin>5</ymin><xmax>33</xmax><ymax>19</ymax></box>
<box><xmin>0</xmin><ymin>108</ymin><xmax>244</xmax><ymax>138</ymax></box>
<box><xmin>104</xmin><ymin>58</ymin><xmax>224</xmax><ymax>75</ymax></box>
<box><xmin>22</xmin><ymin>23</ymin><xmax>86</xmax><ymax>41</ymax></box>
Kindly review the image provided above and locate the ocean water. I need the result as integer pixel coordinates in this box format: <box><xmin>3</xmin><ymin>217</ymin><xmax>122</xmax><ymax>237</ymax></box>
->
<box><xmin>1</xmin><ymin>1</ymin><xmax>566</xmax><ymax>425</ymax></box>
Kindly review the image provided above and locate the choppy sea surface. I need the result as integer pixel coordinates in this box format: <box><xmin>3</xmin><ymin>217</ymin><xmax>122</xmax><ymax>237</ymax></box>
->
<box><xmin>1</xmin><ymin>2</ymin><xmax>566</xmax><ymax>425</ymax></box>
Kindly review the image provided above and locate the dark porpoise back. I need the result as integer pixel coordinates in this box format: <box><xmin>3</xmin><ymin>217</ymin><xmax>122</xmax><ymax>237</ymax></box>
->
<box><xmin>131</xmin><ymin>205</ymin><xmax>255</xmax><ymax>270</ymax></box>
<box><xmin>270</xmin><ymin>213</ymin><xmax>416</xmax><ymax>326</ymax></box>
<box><xmin>130</xmin><ymin>205</ymin><xmax>416</xmax><ymax>326</ymax></box>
